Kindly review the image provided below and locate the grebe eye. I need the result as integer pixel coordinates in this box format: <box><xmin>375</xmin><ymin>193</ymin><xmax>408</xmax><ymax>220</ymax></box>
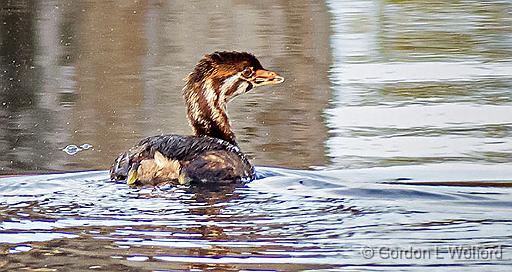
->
<box><xmin>241</xmin><ymin>67</ymin><xmax>253</xmax><ymax>78</ymax></box>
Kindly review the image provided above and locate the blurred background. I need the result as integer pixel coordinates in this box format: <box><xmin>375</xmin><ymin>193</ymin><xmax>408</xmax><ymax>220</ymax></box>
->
<box><xmin>0</xmin><ymin>0</ymin><xmax>511</xmax><ymax>174</ymax></box>
<box><xmin>0</xmin><ymin>0</ymin><xmax>331</xmax><ymax>173</ymax></box>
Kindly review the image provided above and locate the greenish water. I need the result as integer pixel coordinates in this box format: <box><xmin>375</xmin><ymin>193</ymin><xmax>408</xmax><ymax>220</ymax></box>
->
<box><xmin>1</xmin><ymin>0</ymin><xmax>512</xmax><ymax>271</ymax></box>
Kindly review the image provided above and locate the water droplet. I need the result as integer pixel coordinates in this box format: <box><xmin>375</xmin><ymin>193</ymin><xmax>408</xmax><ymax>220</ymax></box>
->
<box><xmin>80</xmin><ymin>143</ymin><xmax>93</xmax><ymax>150</ymax></box>
<box><xmin>62</xmin><ymin>144</ymin><xmax>82</xmax><ymax>155</ymax></box>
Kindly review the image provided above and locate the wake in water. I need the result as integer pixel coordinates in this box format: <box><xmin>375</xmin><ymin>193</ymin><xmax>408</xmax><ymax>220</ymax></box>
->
<box><xmin>1</xmin><ymin>163</ymin><xmax>511</xmax><ymax>270</ymax></box>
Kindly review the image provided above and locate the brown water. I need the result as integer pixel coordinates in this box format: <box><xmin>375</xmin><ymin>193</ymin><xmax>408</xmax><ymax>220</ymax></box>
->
<box><xmin>0</xmin><ymin>0</ymin><xmax>331</xmax><ymax>173</ymax></box>
<box><xmin>1</xmin><ymin>0</ymin><xmax>512</xmax><ymax>271</ymax></box>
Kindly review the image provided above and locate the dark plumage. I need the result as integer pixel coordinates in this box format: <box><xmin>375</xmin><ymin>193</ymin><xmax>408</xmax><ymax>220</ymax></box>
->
<box><xmin>110</xmin><ymin>135</ymin><xmax>254</xmax><ymax>185</ymax></box>
<box><xmin>110</xmin><ymin>51</ymin><xmax>283</xmax><ymax>186</ymax></box>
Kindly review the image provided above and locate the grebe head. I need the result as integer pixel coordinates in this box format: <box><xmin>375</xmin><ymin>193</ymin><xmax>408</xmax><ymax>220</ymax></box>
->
<box><xmin>183</xmin><ymin>51</ymin><xmax>284</xmax><ymax>145</ymax></box>
<box><xmin>185</xmin><ymin>51</ymin><xmax>284</xmax><ymax>103</ymax></box>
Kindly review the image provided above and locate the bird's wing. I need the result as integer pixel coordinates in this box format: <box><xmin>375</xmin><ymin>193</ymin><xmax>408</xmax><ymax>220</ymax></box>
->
<box><xmin>109</xmin><ymin>134</ymin><xmax>245</xmax><ymax>180</ymax></box>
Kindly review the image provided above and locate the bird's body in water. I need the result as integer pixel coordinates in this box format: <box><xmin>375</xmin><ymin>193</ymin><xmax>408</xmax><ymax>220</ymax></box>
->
<box><xmin>110</xmin><ymin>51</ymin><xmax>284</xmax><ymax>186</ymax></box>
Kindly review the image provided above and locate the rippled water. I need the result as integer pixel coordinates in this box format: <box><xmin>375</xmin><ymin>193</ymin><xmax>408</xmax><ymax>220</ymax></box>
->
<box><xmin>1</xmin><ymin>0</ymin><xmax>512</xmax><ymax>271</ymax></box>
<box><xmin>1</xmin><ymin>165</ymin><xmax>512</xmax><ymax>270</ymax></box>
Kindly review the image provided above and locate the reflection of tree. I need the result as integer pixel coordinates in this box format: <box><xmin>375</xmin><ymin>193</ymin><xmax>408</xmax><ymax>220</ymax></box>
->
<box><xmin>0</xmin><ymin>0</ymin><xmax>333</xmax><ymax>173</ymax></box>
<box><xmin>0</xmin><ymin>1</ymin><xmax>46</xmax><ymax>172</ymax></box>
<box><xmin>0</xmin><ymin>1</ymin><xmax>37</xmax><ymax>109</ymax></box>
<box><xmin>70</xmin><ymin>0</ymin><xmax>148</xmax><ymax>169</ymax></box>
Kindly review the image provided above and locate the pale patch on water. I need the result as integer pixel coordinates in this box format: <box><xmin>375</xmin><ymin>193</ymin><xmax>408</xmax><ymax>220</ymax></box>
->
<box><xmin>334</xmin><ymin>62</ymin><xmax>512</xmax><ymax>84</ymax></box>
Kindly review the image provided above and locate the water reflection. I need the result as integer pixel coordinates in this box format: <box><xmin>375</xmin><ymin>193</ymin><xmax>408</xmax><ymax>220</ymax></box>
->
<box><xmin>0</xmin><ymin>0</ymin><xmax>331</xmax><ymax>174</ymax></box>
<box><xmin>2</xmin><ymin>165</ymin><xmax>512</xmax><ymax>270</ymax></box>
<box><xmin>1</xmin><ymin>1</ymin><xmax>512</xmax><ymax>270</ymax></box>
<box><xmin>0</xmin><ymin>1</ymin><xmax>47</xmax><ymax>172</ymax></box>
<box><xmin>379</xmin><ymin>0</ymin><xmax>512</xmax><ymax>61</ymax></box>
<box><xmin>327</xmin><ymin>0</ymin><xmax>512</xmax><ymax>169</ymax></box>
<box><xmin>0</xmin><ymin>170</ymin><xmax>351</xmax><ymax>270</ymax></box>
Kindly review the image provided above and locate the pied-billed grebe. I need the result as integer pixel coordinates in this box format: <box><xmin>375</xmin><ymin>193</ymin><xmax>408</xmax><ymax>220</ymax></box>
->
<box><xmin>109</xmin><ymin>51</ymin><xmax>284</xmax><ymax>186</ymax></box>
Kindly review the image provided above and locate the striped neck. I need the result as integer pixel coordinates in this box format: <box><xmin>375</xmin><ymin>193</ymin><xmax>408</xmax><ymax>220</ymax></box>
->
<box><xmin>183</xmin><ymin>73</ymin><xmax>252</xmax><ymax>146</ymax></box>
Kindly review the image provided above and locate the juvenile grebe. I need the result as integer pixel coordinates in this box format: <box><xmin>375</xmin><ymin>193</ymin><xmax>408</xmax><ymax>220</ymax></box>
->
<box><xmin>109</xmin><ymin>51</ymin><xmax>284</xmax><ymax>186</ymax></box>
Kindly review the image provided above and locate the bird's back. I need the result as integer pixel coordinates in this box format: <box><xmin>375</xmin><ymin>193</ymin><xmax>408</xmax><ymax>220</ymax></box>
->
<box><xmin>109</xmin><ymin>135</ymin><xmax>254</xmax><ymax>185</ymax></box>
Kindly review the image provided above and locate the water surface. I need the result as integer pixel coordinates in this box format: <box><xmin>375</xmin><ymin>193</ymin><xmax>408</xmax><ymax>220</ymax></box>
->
<box><xmin>1</xmin><ymin>0</ymin><xmax>512</xmax><ymax>271</ymax></box>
